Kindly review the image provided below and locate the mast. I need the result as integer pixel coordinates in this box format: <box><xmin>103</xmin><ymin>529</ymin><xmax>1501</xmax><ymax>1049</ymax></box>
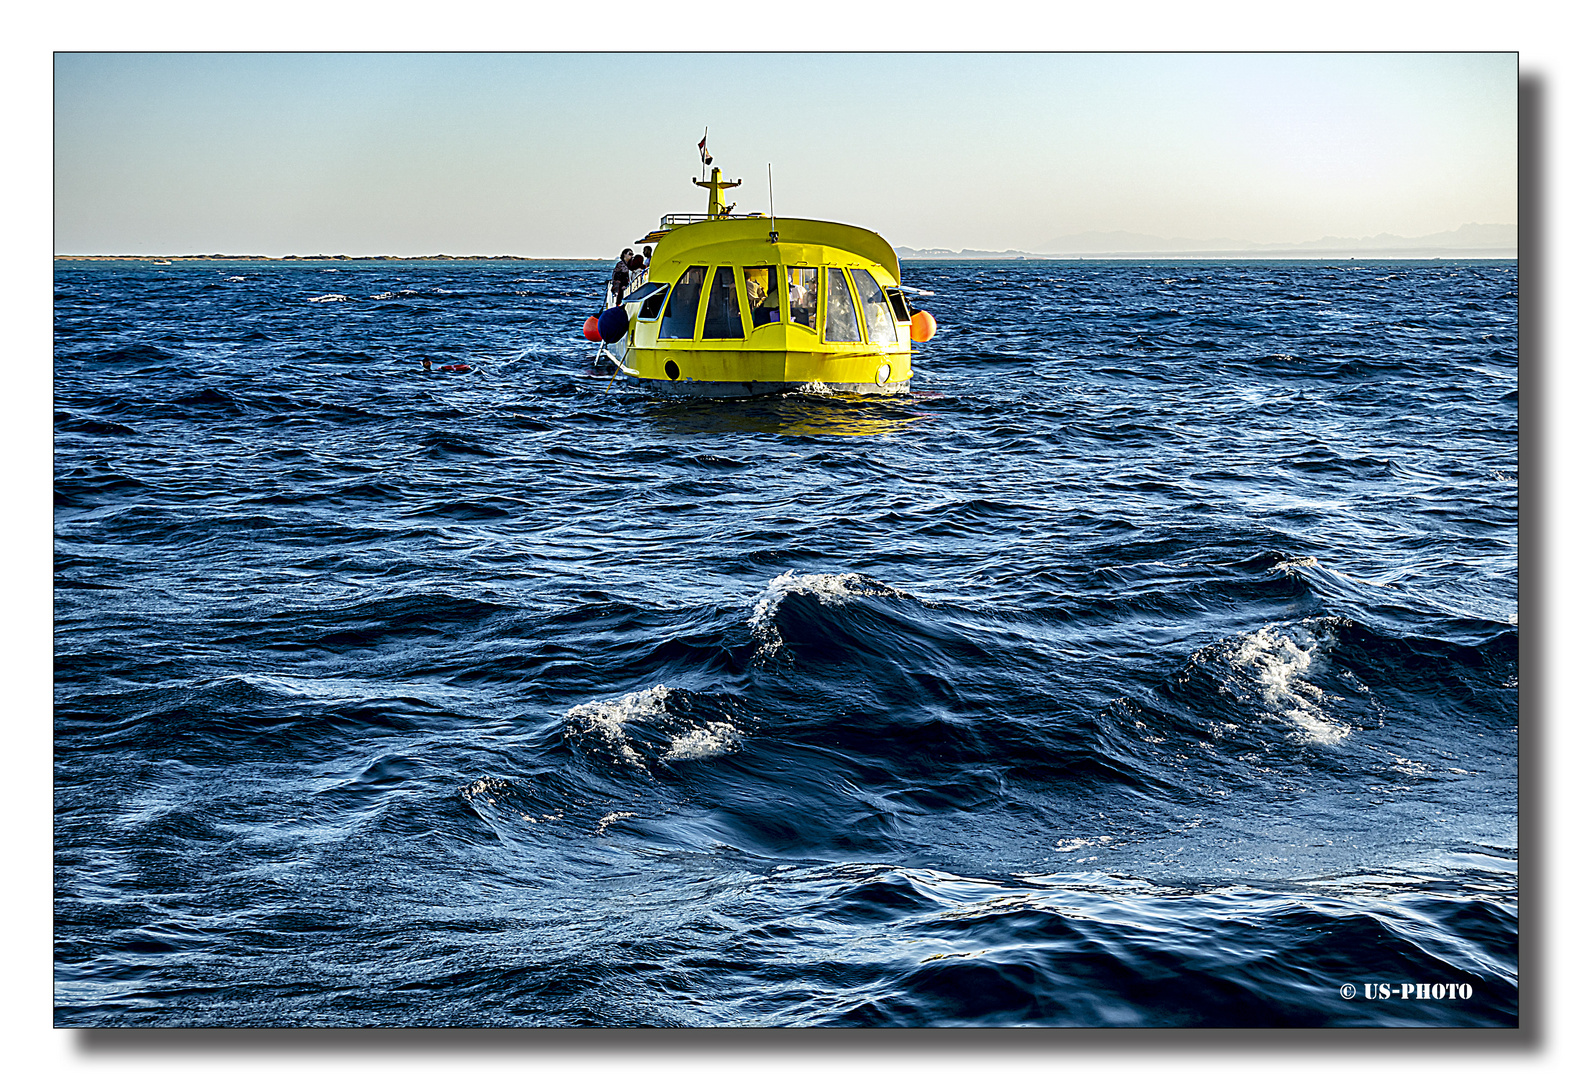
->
<box><xmin>693</xmin><ymin>167</ymin><xmax>742</xmax><ymax>219</ymax></box>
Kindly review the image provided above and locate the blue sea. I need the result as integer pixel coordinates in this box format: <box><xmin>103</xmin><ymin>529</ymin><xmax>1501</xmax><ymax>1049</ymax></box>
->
<box><xmin>53</xmin><ymin>257</ymin><xmax>1518</xmax><ymax>1027</ymax></box>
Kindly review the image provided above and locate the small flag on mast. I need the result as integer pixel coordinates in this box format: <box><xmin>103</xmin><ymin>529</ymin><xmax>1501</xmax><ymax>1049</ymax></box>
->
<box><xmin>698</xmin><ymin>128</ymin><xmax>713</xmax><ymax>167</ymax></box>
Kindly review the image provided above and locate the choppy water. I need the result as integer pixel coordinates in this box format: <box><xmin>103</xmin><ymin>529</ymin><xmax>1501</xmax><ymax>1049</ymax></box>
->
<box><xmin>54</xmin><ymin>257</ymin><xmax>1518</xmax><ymax>1027</ymax></box>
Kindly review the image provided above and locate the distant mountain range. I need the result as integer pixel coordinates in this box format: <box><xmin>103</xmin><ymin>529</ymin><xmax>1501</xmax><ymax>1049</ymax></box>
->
<box><xmin>897</xmin><ymin>222</ymin><xmax>1517</xmax><ymax>259</ymax></box>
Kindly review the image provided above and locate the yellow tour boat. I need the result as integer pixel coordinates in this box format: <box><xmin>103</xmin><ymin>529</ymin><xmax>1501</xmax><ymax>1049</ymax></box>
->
<box><xmin>583</xmin><ymin>149</ymin><xmax>936</xmax><ymax>398</ymax></box>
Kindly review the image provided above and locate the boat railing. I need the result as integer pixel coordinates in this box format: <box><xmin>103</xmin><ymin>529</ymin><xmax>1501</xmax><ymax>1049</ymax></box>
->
<box><xmin>660</xmin><ymin>213</ymin><xmax>710</xmax><ymax>229</ymax></box>
<box><xmin>659</xmin><ymin>211</ymin><xmax>765</xmax><ymax>229</ymax></box>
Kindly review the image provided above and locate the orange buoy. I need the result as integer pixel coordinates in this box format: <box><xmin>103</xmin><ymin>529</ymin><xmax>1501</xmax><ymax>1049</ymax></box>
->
<box><xmin>583</xmin><ymin>316</ymin><xmax>601</xmax><ymax>342</ymax></box>
<box><xmin>910</xmin><ymin>310</ymin><xmax>937</xmax><ymax>342</ymax></box>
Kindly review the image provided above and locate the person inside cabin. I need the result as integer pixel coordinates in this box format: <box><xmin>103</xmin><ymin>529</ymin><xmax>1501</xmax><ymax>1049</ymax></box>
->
<box><xmin>642</xmin><ymin>246</ymin><xmax>653</xmax><ymax>266</ymax></box>
<box><xmin>611</xmin><ymin>248</ymin><xmax>634</xmax><ymax>304</ymax></box>
<box><xmin>744</xmin><ymin>267</ymin><xmax>780</xmax><ymax>327</ymax></box>
<box><xmin>789</xmin><ymin>267</ymin><xmax>818</xmax><ymax>328</ymax></box>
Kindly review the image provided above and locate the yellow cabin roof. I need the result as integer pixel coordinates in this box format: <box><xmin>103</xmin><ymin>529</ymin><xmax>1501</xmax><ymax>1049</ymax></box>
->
<box><xmin>647</xmin><ymin>217</ymin><xmax>901</xmax><ymax>283</ymax></box>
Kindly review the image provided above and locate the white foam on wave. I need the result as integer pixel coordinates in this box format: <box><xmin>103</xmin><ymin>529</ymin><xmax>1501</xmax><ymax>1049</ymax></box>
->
<box><xmin>565</xmin><ymin>685</ymin><xmax>743</xmax><ymax>767</ymax></box>
<box><xmin>595</xmin><ymin>810</ymin><xmax>637</xmax><ymax>834</ymax></box>
<box><xmin>461</xmin><ymin>776</ymin><xmax>508</xmax><ymax>805</ymax></box>
<box><xmin>1053</xmin><ymin>836</ymin><xmax>1112</xmax><ymax>853</ymax></box>
<box><xmin>457</xmin><ymin>776</ymin><xmax>563</xmax><ymax>824</ymax></box>
<box><xmin>664</xmin><ymin>722</ymin><xmax>741</xmax><ymax>762</ymax></box>
<box><xmin>1274</xmin><ymin>554</ymin><xmax>1389</xmax><ymax>590</ymax></box>
<box><xmin>748</xmin><ymin>570</ymin><xmax>885</xmax><ymax>657</ymax></box>
<box><xmin>307</xmin><ymin>294</ymin><xmax>351</xmax><ymax>303</ymax></box>
<box><xmin>564</xmin><ymin>685</ymin><xmax>672</xmax><ymax>767</ymax></box>
<box><xmin>1222</xmin><ymin>622</ymin><xmax>1350</xmax><ymax>744</ymax></box>
<box><xmin>1273</xmin><ymin>555</ymin><xmax>1319</xmax><ymax>572</ymax></box>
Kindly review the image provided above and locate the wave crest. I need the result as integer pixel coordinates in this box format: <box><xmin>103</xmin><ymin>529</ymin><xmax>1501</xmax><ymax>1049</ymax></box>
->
<box><xmin>564</xmin><ymin>685</ymin><xmax>744</xmax><ymax>769</ymax></box>
<box><xmin>665</xmin><ymin>722</ymin><xmax>742</xmax><ymax>762</ymax></box>
<box><xmin>747</xmin><ymin>570</ymin><xmax>905</xmax><ymax>658</ymax></box>
<box><xmin>1220</xmin><ymin>621</ymin><xmax>1351</xmax><ymax>744</ymax></box>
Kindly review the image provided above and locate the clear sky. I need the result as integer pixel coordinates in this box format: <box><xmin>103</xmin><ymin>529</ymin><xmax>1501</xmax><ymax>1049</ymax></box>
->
<box><xmin>53</xmin><ymin>52</ymin><xmax>1517</xmax><ymax>258</ymax></box>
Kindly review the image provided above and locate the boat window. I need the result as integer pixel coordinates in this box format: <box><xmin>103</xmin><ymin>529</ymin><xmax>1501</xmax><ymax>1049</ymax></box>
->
<box><xmin>702</xmin><ymin>266</ymin><xmax>745</xmax><ymax>339</ymax></box>
<box><xmin>788</xmin><ymin>267</ymin><xmax>818</xmax><ymax>330</ymax></box>
<box><xmin>851</xmin><ymin>269</ymin><xmax>899</xmax><ymax>344</ymax></box>
<box><xmin>624</xmin><ymin>281</ymin><xmax>664</xmax><ymax>305</ymax></box>
<box><xmin>658</xmin><ymin>266</ymin><xmax>706</xmax><ymax>339</ymax></box>
<box><xmin>824</xmin><ymin>269</ymin><xmax>861</xmax><ymax>342</ymax></box>
<box><xmin>743</xmin><ymin>267</ymin><xmax>780</xmax><ymax>330</ymax></box>
<box><xmin>884</xmin><ymin>286</ymin><xmax>912</xmax><ymax>322</ymax></box>
<box><xmin>635</xmin><ymin>283</ymin><xmax>669</xmax><ymax>319</ymax></box>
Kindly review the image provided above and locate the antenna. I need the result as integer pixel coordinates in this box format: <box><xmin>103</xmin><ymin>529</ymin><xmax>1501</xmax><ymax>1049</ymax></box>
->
<box><xmin>768</xmin><ymin>163</ymin><xmax>778</xmax><ymax>244</ymax></box>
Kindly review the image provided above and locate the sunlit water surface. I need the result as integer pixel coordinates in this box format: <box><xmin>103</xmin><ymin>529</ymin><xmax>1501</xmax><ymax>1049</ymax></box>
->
<box><xmin>55</xmin><ymin>258</ymin><xmax>1517</xmax><ymax>1026</ymax></box>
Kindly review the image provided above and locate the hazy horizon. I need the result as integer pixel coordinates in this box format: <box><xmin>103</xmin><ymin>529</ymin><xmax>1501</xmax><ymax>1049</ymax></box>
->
<box><xmin>54</xmin><ymin>53</ymin><xmax>1517</xmax><ymax>259</ymax></box>
<box><xmin>51</xmin><ymin>219</ymin><xmax>1519</xmax><ymax>260</ymax></box>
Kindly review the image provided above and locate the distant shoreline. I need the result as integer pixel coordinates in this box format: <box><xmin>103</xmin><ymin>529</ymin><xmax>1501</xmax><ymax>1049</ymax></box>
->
<box><xmin>53</xmin><ymin>254</ymin><xmax>544</xmax><ymax>262</ymax></box>
<box><xmin>54</xmin><ymin>251</ymin><xmax>1518</xmax><ymax>263</ymax></box>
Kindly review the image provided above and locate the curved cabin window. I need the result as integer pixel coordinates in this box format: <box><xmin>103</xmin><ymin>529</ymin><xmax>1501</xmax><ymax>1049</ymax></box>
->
<box><xmin>824</xmin><ymin>269</ymin><xmax>861</xmax><ymax>342</ymax></box>
<box><xmin>850</xmin><ymin>269</ymin><xmax>899</xmax><ymax>344</ymax></box>
<box><xmin>627</xmin><ymin>281</ymin><xmax>669</xmax><ymax>320</ymax></box>
<box><xmin>743</xmin><ymin>267</ymin><xmax>780</xmax><ymax>330</ymax></box>
<box><xmin>702</xmin><ymin>266</ymin><xmax>744</xmax><ymax>339</ymax></box>
<box><xmin>788</xmin><ymin>267</ymin><xmax>818</xmax><ymax>330</ymax></box>
<box><xmin>659</xmin><ymin>266</ymin><xmax>706</xmax><ymax>339</ymax></box>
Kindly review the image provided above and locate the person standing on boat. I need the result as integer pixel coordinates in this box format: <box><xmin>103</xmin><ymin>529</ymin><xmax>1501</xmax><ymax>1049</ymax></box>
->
<box><xmin>611</xmin><ymin>248</ymin><xmax>634</xmax><ymax>305</ymax></box>
<box><xmin>631</xmin><ymin>246</ymin><xmax>654</xmax><ymax>289</ymax></box>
